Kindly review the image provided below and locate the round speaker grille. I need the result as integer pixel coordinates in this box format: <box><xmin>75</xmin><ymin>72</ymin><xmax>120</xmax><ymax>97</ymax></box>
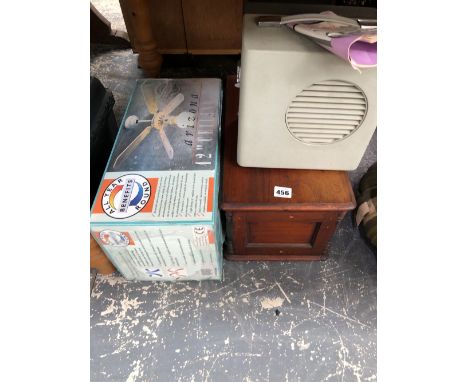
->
<box><xmin>286</xmin><ymin>80</ymin><xmax>367</xmax><ymax>145</ymax></box>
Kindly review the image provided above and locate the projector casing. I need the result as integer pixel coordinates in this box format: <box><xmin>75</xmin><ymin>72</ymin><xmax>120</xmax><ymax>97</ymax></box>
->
<box><xmin>237</xmin><ymin>14</ymin><xmax>377</xmax><ymax>170</ymax></box>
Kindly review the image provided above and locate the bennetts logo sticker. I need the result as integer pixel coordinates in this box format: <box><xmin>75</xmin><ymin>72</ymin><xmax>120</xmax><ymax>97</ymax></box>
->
<box><xmin>101</xmin><ymin>174</ymin><xmax>151</xmax><ymax>219</ymax></box>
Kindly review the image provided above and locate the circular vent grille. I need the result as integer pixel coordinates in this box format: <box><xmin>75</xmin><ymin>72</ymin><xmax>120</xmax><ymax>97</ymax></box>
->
<box><xmin>286</xmin><ymin>80</ymin><xmax>367</xmax><ymax>145</ymax></box>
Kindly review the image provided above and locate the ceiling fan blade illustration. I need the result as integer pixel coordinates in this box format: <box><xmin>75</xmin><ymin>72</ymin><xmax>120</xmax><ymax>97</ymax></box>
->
<box><xmin>141</xmin><ymin>81</ymin><xmax>158</xmax><ymax>114</ymax></box>
<box><xmin>160</xmin><ymin>93</ymin><xmax>184</xmax><ymax>117</ymax></box>
<box><xmin>113</xmin><ymin>125</ymin><xmax>153</xmax><ymax>168</ymax></box>
<box><xmin>159</xmin><ymin>128</ymin><xmax>174</xmax><ymax>159</ymax></box>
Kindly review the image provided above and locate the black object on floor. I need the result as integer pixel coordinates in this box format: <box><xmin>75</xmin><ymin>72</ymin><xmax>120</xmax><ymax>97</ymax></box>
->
<box><xmin>90</xmin><ymin>76</ymin><xmax>118</xmax><ymax>207</ymax></box>
<box><xmin>355</xmin><ymin>162</ymin><xmax>377</xmax><ymax>251</ymax></box>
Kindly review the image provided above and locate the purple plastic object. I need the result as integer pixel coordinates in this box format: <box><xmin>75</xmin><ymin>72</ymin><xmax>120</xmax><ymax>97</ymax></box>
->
<box><xmin>350</xmin><ymin>41</ymin><xmax>377</xmax><ymax>66</ymax></box>
<box><xmin>321</xmin><ymin>34</ymin><xmax>377</xmax><ymax>69</ymax></box>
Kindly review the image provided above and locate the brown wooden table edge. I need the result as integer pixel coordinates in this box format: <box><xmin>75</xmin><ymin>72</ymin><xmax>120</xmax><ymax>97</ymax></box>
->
<box><xmin>223</xmin><ymin>254</ymin><xmax>326</xmax><ymax>261</ymax></box>
<box><xmin>220</xmin><ymin>202</ymin><xmax>356</xmax><ymax>212</ymax></box>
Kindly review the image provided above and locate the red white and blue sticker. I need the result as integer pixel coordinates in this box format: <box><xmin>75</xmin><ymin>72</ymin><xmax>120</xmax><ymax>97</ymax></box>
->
<box><xmin>99</xmin><ymin>230</ymin><xmax>132</xmax><ymax>246</ymax></box>
<box><xmin>101</xmin><ymin>174</ymin><xmax>151</xmax><ymax>219</ymax></box>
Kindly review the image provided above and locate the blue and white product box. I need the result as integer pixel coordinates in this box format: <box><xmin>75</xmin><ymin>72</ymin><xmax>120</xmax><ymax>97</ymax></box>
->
<box><xmin>91</xmin><ymin>78</ymin><xmax>223</xmax><ymax>281</ymax></box>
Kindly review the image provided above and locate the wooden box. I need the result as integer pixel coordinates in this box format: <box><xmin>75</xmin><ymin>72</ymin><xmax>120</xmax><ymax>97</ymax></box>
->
<box><xmin>221</xmin><ymin>76</ymin><xmax>356</xmax><ymax>261</ymax></box>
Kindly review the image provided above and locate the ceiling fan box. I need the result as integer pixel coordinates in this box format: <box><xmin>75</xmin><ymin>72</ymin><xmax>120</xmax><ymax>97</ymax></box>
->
<box><xmin>238</xmin><ymin>14</ymin><xmax>377</xmax><ymax>170</ymax></box>
<box><xmin>90</xmin><ymin>78</ymin><xmax>223</xmax><ymax>281</ymax></box>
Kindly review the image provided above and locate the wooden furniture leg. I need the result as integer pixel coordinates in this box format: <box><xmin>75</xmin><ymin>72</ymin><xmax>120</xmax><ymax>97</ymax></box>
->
<box><xmin>119</xmin><ymin>0</ymin><xmax>163</xmax><ymax>77</ymax></box>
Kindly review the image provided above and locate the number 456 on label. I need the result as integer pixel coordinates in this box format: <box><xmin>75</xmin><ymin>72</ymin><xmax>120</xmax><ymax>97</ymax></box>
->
<box><xmin>273</xmin><ymin>186</ymin><xmax>292</xmax><ymax>199</ymax></box>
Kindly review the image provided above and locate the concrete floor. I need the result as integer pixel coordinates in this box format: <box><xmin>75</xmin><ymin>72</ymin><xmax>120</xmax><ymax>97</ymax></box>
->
<box><xmin>90</xmin><ymin>45</ymin><xmax>377</xmax><ymax>381</ymax></box>
<box><xmin>92</xmin><ymin>0</ymin><xmax>126</xmax><ymax>32</ymax></box>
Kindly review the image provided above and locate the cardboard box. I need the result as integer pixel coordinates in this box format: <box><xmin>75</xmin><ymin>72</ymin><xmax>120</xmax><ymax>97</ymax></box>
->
<box><xmin>90</xmin><ymin>78</ymin><xmax>223</xmax><ymax>281</ymax></box>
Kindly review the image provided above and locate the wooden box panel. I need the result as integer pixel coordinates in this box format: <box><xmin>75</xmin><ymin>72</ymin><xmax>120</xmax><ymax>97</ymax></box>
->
<box><xmin>226</xmin><ymin>211</ymin><xmax>338</xmax><ymax>260</ymax></box>
<box><xmin>242</xmin><ymin>211</ymin><xmax>331</xmax><ymax>246</ymax></box>
<box><xmin>247</xmin><ymin>221</ymin><xmax>317</xmax><ymax>244</ymax></box>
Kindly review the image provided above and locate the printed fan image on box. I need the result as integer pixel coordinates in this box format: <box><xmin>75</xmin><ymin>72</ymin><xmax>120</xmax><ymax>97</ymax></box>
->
<box><xmin>109</xmin><ymin>79</ymin><xmax>218</xmax><ymax>172</ymax></box>
<box><xmin>90</xmin><ymin>78</ymin><xmax>223</xmax><ymax>281</ymax></box>
<box><xmin>114</xmin><ymin>87</ymin><xmax>191</xmax><ymax>166</ymax></box>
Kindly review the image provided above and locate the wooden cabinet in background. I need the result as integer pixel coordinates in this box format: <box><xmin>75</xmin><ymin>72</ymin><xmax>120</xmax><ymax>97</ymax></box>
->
<box><xmin>119</xmin><ymin>0</ymin><xmax>243</xmax><ymax>75</ymax></box>
<box><xmin>148</xmin><ymin>0</ymin><xmax>187</xmax><ymax>54</ymax></box>
<box><xmin>182</xmin><ymin>0</ymin><xmax>243</xmax><ymax>54</ymax></box>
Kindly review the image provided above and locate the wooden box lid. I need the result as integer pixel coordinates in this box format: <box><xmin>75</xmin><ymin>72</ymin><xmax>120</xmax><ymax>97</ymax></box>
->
<box><xmin>221</xmin><ymin>76</ymin><xmax>356</xmax><ymax>212</ymax></box>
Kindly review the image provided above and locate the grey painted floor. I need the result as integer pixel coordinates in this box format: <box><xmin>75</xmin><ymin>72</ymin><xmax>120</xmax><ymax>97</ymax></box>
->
<box><xmin>90</xmin><ymin>45</ymin><xmax>377</xmax><ymax>382</ymax></box>
<box><xmin>92</xmin><ymin>0</ymin><xmax>126</xmax><ymax>32</ymax></box>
